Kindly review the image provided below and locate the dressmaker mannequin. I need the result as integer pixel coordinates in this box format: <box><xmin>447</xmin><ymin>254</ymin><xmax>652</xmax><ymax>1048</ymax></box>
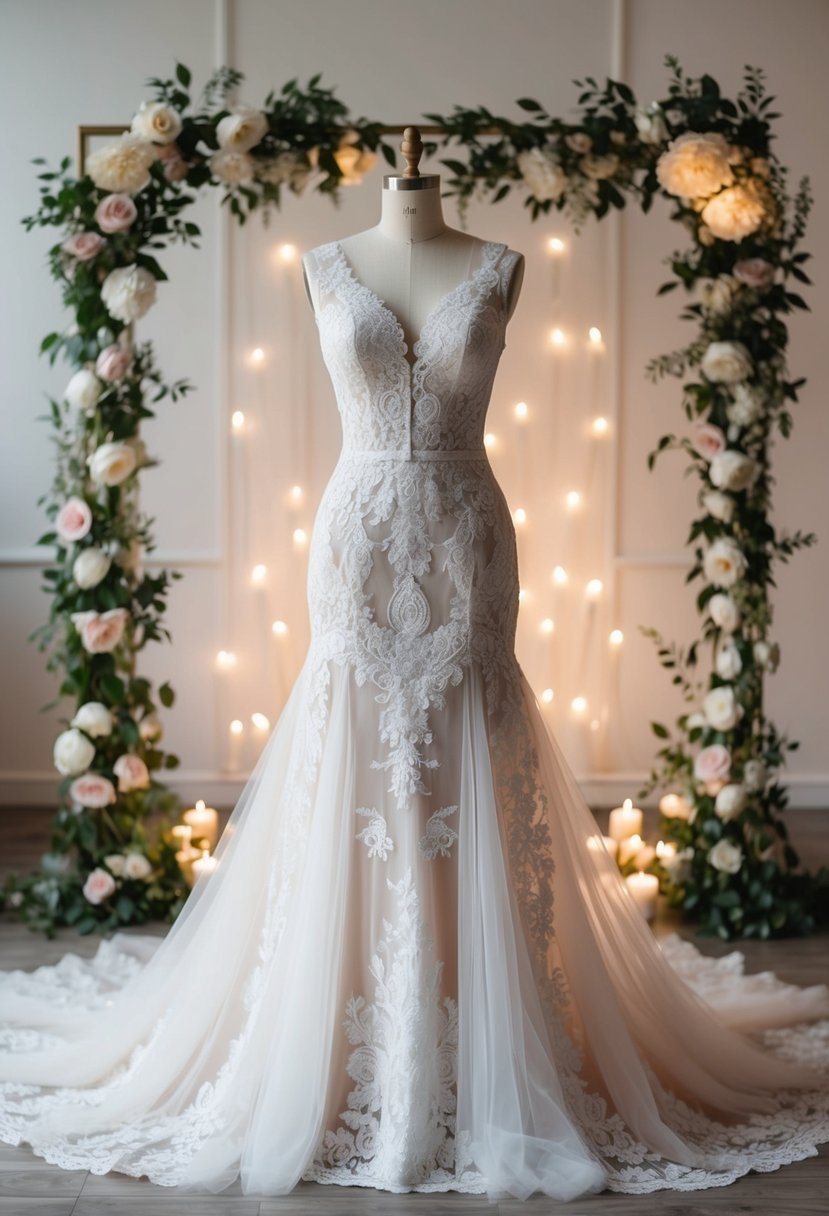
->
<box><xmin>301</xmin><ymin>125</ymin><xmax>524</xmax><ymax>351</ymax></box>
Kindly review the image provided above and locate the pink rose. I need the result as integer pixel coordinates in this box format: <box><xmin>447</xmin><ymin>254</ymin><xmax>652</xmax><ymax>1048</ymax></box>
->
<box><xmin>62</xmin><ymin>232</ymin><xmax>105</xmax><ymax>261</ymax></box>
<box><xmin>155</xmin><ymin>141</ymin><xmax>189</xmax><ymax>183</ymax></box>
<box><xmin>113</xmin><ymin>753</ymin><xmax>150</xmax><ymax>792</ymax></box>
<box><xmin>95</xmin><ymin>343</ymin><xmax>132</xmax><ymax>382</ymax></box>
<box><xmin>94</xmin><ymin>192</ymin><xmax>138</xmax><ymax>234</ymax></box>
<box><xmin>56</xmin><ymin>496</ymin><xmax>92</xmax><ymax>542</ymax></box>
<box><xmin>565</xmin><ymin>132</ymin><xmax>592</xmax><ymax>154</ymax></box>
<box><xmin>69</xmin><ymin>773</ymin><xmax>117</xmax><ymax>809</ymax></box>
<box><xmin>691</xmin><ymin>421</ymin><xmax>727</xmax><ymax>461</ymax></box>
<box><xmin>693</xmin><ymin>743</ymin><xmax>731</xmax><ymax>783</ymax></box>
<box><xmin>733</xmin><ymin>257</ymin><xmax>775</xmax><ymax>291</ymax></box>
<box><xmin>82</xmin><ymin>866</ymin><xmax>117</xmax><ymax>905</ymax></box>
<box><xmin>70</xmin><ymin>607</ymin><xmax>129</xmax><ymax>653</ymax></box>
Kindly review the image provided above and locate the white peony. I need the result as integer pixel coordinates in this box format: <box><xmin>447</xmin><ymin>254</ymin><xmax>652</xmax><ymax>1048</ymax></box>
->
<box><xmin>708</xmin><ymin>838</ymin><xmax>744</xmax><ymax>874</ymax></box>
<box><xmin>743</xmin><ymin>759</ymin><xmax>768</xmax><ymax>792</ymax></box>
<box><xmin>703</xmin><ymin>685</ymin><xmax>741</xmax><ymax>731</ymax></box>
<box><xmin>71</xmin><ymin>701</ymin><xmax>113</xmax><ymax>738</ymax></box>
<box><xmin>104</xmin><ymin>853</ymin><xmax>126</xmax><ymax>876</ymax></box>
<box><xmin>209</xmin><ymin>148</ymin><xmax>256</xmax><ymax>185</ymax></box>
<box><xmin>703</xmin><ymin>538</ymin><xmax>747</xmax><ymax>587</ymax></box>
<box><xmin>701</xmin><ymin>182</ymin><xmax>767</xmax><ymax>241</ymax></box>
<box><xmin>131</xmin><ymin>100</ymin><xmax>182</xmax><ymax>145</ymax></box>
<box><xmin>686</xmin><ymin>711</ymin><xmax>708</xmax><ymax>730</ymax></box>
<box><xmin>581</xmin><ymin>153</ymin><xmax>619</xmax><ymax>180</ymax></box>
<box><xmin>754</xmin><ymin>640</ymin><xmax>781</xmax><ymax>672</ymax></box>
<box><xmin>86</xmin><ymin>133</ymin><xmax>156</xmax><ymax>194</ymax></box>
<box><xmin>73</xmin><ymin>547</ymin><xmax>111</xmax><ymax>589</ymax></box>
<box><xmin>708</xmin><ymin>592</ymin><xmax>740</xmax><ymax>630</ymax></box>
<box><xmin>516</xmin><ymin>147</ymin><xmax>567</xmax><ymax>201</ymax></box>
<box><xmin>139</xmin><ymin>713</ymin><xmax>163</xmax><ymax>742</ymax></box>
<box><xmin>64</xmin><ymin>368</ymin><xmax>102</xmax><ymax>414</ymax></box>
<box><xmin>101</xmin><ymin>264</ymin><xmax>157</xmax><ymax>324</ymax></box>
<box><xmin>53</xmin><ymin>728</ymin><xmax>96</xmax><ymax>776</ymax></box>
<box><xmin>216</xmin><ymin>104</ymin><xmax>269</xmax><ymax>152</ymax></box>
<box><xmin>700</xmin><ymin>340</ymin><xmax>753</xmax><ymax>384</ymax></box>
<box><xmin>702</xmin><ymin>490</ymin><xmax>735</xmax><ymax>523</ymax></box>
<box><xmin>714</xmin><ymin>782</ymin><xmax>747</xmax><ymax>821</ymax></box>
<box><xmin>693</xmin><ymin>274</ymin><xmax>739</xmax><ymax>315</ymax></box>
<box><xmin>709</xmin><ymin>450</ymin><xmax>760</xmax><ymax>492</ymax></box>
<box><xmin>715</xmin><ymin>641</ymin><xmax>742</xmax><ymax>680</ymax></box>
<box><xmin>634</xmin><ymin>103</ymin><xmax>668</xmax><ymax>145</ymax></box>
<box><xmin>88</xmin><ymin>441</ymin><xmax>137</xmax><ymax>487</ymax></box>
<box><xmin>655</xmin><ymin>131</ymin><xmax>735</xmax><ymax>199</ymax></box>
<box><xmin>122</xmin><ymin>851</ymin><xmax>153</xmax><ymax>880</ymax></box>
<box><xmin>727</xmin><ymin>382</ymin><xmax>765</xmax><ymax>426</ymax></box>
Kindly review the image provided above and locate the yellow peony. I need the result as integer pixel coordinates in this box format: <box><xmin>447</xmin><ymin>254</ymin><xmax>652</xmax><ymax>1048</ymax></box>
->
<box><xmin>700</xmin><ymin>179</ymin><xmax>770</xmax><ymax>242</ymax></box>
<box><xmin>656</xmin><ymin>131</ymin><xmax>735</xmax><ymax>199</ymax></box>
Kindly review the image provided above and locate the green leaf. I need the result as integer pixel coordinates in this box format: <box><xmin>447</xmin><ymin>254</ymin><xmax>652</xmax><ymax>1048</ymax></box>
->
<box><xmin>158</xmin><ymin>681</ymin><xmax>175</xmax><ymax>708</ymax></box>
<box><xmin>516</xmin><ymin>98</ymin><xmax>543</xmax><ymax>111</ymax></box>
<box><xmin>101</xmin><ymin>673</ymin><xmax>126</xmax><ymax>703</ymax></box>
<box><xmin>175</xmin><ymin>62</ymin><xmax>192</xmax><ymax>88</ymax></box>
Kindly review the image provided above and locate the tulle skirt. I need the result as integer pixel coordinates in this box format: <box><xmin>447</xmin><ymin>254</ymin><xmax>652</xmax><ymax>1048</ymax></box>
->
<box><xmin>1</xmin><ymin>646</ymin><xmax>829</xmax><ymax>1202</ymax></box>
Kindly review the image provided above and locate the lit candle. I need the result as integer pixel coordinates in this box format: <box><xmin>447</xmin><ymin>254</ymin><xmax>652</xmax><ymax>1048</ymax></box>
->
<box><xmin>175</xmin><ymin>844</ymin><xmax>201</xmax><ymax>888</ymax></box>
<box><xmin>618</xmin><ymin>833</ymin><xmax>643</xmax><ymax>865</ymax></box>
<box><xmin>601</xmin><ymin>834</ymin><xmax>619</xmax><ymax>859</ymax></box>
<box><xmin>659</xmin><ymin>792</ymin><xmax>691</xmax><ymax>820</ymax></box>
<box><xmin>608</xmin><ymin>797</ymin><xmax>644</xmax><ymax>841</ymax></box>
<box><xmin>656</xmin><ymin>839</ymin><xmax>677</xmax><ymax>861</ymax></box>
<box><xmin>182</xmin><ymin>799</ymin><xmax>219</xmax><ymax>850</ymax></box>
<box><xmin>171</xmin><ymin>824</ymin><xmax>193</xmax><ymax>850</ymax></box>
<box><xmin>633</xmin><ymin>843</ymin><xmax>656</xmax><ymax>871</ymax></box>
<box><xmin>191</xmin><ymin>848</ymin><xmax>217</xmax><ymax>882</ymax></box>
<box><xmin>625</xmin><ymin>872</ymin><xmax>659</xmax><ymax>920</ymax></box>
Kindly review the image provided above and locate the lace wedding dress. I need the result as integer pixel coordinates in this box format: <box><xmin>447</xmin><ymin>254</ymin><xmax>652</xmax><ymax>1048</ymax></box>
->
<box><xmin>2</xmin><ymin>235</ymin><xmax>829</xmax><ymax>1202</ymax></box>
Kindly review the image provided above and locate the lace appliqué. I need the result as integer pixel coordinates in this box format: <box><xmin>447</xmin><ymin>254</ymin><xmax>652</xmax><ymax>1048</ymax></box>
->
<box><xmin>355</xmin><ymin>807</ymin><xmax>395</xmax><ymax>860</ymax></box>
<box><xmin>418</xmin><ymin>806</ymin><xmax>459</xmax><ymax>860</ymax></box>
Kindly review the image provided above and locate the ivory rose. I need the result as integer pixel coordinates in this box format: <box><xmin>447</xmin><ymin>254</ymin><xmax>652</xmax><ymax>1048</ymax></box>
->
<box><xmin>123</xmin><ymin>851</ymin><xmax>153</xmax><ymax>880</ymax></box>
<box><xmin>94</xmin><ymin>192</ymin><xmax>137</xmax><ymax>233</ymax></box>
<box><xmin>715</xmin><ymin>783</ymin><xmax>747</xmax><ymax>821</ymax></box>
<box><xmin>691</xmin><ymin>421</ymin><xmax>726</xmax><ymax>460</ymax></box>
<box><xmin>754</xmin><ymin>640</ymin><xmax>781</xmax><ymax>672</ymax></box>
<box><xmin>113</xmin><ymin>753</ymin><xmax>150</xmax><ymax>792</ymax></box>
<box><xmin>70</xmin><ymin>607</ymin><xmax>129</xmax><ymax>653</ymax></box>
<box><xmin>708</xmin><ymin>838</ymin><xmax>744</xmax><ymax>874</ymax></box>
<box><xmin>101</xmin><ymin>264</ymin><xmax>157</xmax><ymax>323</ymax></box>
<box><xmin>709</xmin><ymin>450</ymin><xmax>759</xmax><ymax>492</ymax></box>
<box><xmin>82</xmin><ymin>867</ymin><xmax>116</xmax><ymax>905</ymax></box>
<box><xmin>581</xmin><ymin>153</ymin><xmax>619</xmax><ymax>180</ymax></box>
<box><xmin>88</xmin><ymin>441</ymin><xmax>137</xmax><ymax>487</ymax></box>
<box><xmin>104</xmin><ymin>853</ymin><xmax>126</xmax><ymax>876</ymax></box>
<box><xmin>656</xmin><ymin>131</ymin><xmax>735</xmax><ymax>198</ymax></box>
<box><xmin>139</xmin><ymin>713</ymin><xmax>162</xmax><ymax>742</ymax></box>
<box><xmin>701</xmin><ymin>182</ymin><xmax>767</xmax><ymax>241</ymax></box>
<box><xmin>516</xmin><ymin>147</ymin><xmax>567</xmax><ymax>201</ymax></box>
<box><xmin>56</xmin><ymin>497</ymin><xmax>92</xmax><ymax>542</ymax></box>
<box><xmin>95</xmin><ymin>343</ymin><xmax>132</xmax><ymax>382</ymax></box>
<box><xmin>71</xmin><ymin>702</ymin><xmax>113</xmax><ymax>738</ymax></box>
<box><xmin>693</xmin><ymin>743</ymin><xmax>731</xmax><ymax>783</ymax></box>
<box><xmin>69</xmin><ymin>772</ymin><xmax>117</xmax><ymax>809</ymax></box>
<box><xmin>216</xmin><ymin>104</ymin><xmax>268</xmax><ymax>152</ymax></box>
<box><xmin>62</xmin><ymin>232</ymin><xmax>105</xmax><ymax>261</ymax></box>
<box><xmin>702</xmin><ymin>490</ymin><xmax>735</xmax><ymax>523</ymax></box>
<box><xmin>64</xmin><ymin>368</ymin><xmax>102</xmax><ymax>414</ymax></box>
<box><xmin>53</xmin><ymin>728</ymin><xmax>96</xmax><ymax>776</ymax></box>
<box><xmin>131</xmin><ymin>99</ymin><xmax>182</xmax><ymax>145</ymax></box>
<box><xmin>708</xmin><ymin>593</ymin><xmax>740</xmax><ymax>630</ymax></box>
<box><xmin>700</xmin><ymin>340</ymin><xmax>753</xmax><ymax>384</ymax></box>
<box><xmin>703</xmin><ymin>686</ymin><xmax>741</xmax><ymax>731</ymax></box>
<box><xmin>86</xmin><ymin>133</ymin><xmax>156</xmax><ymax>194</ymax></box>
<box><xmin>715</xmin><ymin>641</ymin><xmax>743</xmax><ymax>680</ymax></box>
<box><xmin>694</xmin><ymin>274</ymin><xmax>739</xmax><ymax>314</ymax></box>
<box><xmin>726</xmin><ymin>382</ymin><xmax>765</xmax><ymax>426</ymax></box>
<box><xmin>73</xmin><ymin>547</ymin><xmax>111</xmax><ymax>590</ymax></box>
<box><xmin>703</xmin><ymin>538</ymin><xmax>747</xmax><ymax>587</ymax></box>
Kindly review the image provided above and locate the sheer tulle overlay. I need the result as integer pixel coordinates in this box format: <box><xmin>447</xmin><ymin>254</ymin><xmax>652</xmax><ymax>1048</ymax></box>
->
<box><xmin>2</xmin><ymin>237</ymin><xmax>828</xmax><ymax>1201</ymax></box>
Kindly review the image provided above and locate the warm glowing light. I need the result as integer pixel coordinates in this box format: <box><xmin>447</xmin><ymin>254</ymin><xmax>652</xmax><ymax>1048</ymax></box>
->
<box><xmin>484</xmin><ymin>431</ymin><xmax>496</xmax><ymax>447</ymax></box>
<box><xmin>540</xmin><ymin>617</ymin><xmax>554</xmax><ymax>634</ymax></box>
<box><xmin>541</xmin><ymin>687</ymin><xmax>555</xmax><ymax>703</ymax></box>
<box><xmin>518</xmin><ymin>588</ymin><xmax>528</xmax><ymax>602</ymax></box>
<box><xmin>609</xmin><ymin>629</ymin><xmax>624</xmax><ymax>646</ymax></box>
<box><xmin>565</xmin><ymin>490</ymin><xmax>582</xmax><ymax>511</ymax></box>
<box><xmin>251</xmin><ymin>712</ymin><xmax>270</xmax><ymax>731</ymax></box>
<box><xmin>513</xmin><ymin>507</ymin><xmax>527</xmax><ymax>526</ymax></box>
<box><xmin>231</xmin><ymin>410</ymin><xmax>246</xmax><ymax>431</ymax></box>
<box><xmin>216</xmin><ymin>649</ymin><xmax>237</xmax><ymax>670</ymax></box>
<box><xmin>588</xmin><ymin>326</ymin><xmax>603</xmax><ymax>345</ymax></box>
<box><xmin>229</xmin><ymin>719</ymin><xmax>243</xmax><ymax>735</ymax></box>
<box><xmin>272</xmin><ymin>619</ymin><xmax>288</xmax><ymax>636</ymax></box>
<box><xmin>550</xmin><ymin>327</ymin><xmax>567</xmax><ymax>348</ymax></box>
<box><xmin>585</xmin><ymin>578</ymin><xmax>603</xmax><ymax>599</ymax></box>
<box><xmin>293</xmin><ymin>528</ymin><xmax>307</xmax><ymax>546</ymax></box>
<box><xmin>591</xmin><ymin>415</ymin><xmax>609</xmax><ymax>436</ymax></box>
<box><xmin>251</xmin><ymin>564</ymin><xmax>267</xmax><ymax>584</ymax></box>
<box><xmin>571</xmin><ymin>696</ymin><xmax>588</xmax><ymax>715</ymax></box>
<box><xmin>514</xmin><ymin>400</ymin><xmax>529</xmax><ymax>421</ymax></box>
<box><xmin>250</xmin><ymin>347</ymin><xmax>265</xmax><ymax>364</ymax></box>
<box><xmin>289</xmin><ymin>484</ymin><xmax>303</xmax><ymax>502</ymax></box>
<box><xmin>547</xmin><ymin>236</ymin><xmax>566</xmax><ymax>255</ymax></box>
<box><xmin>552</xmin><ymin>565</ymin><xmax>568</xmax><ymax>585</ymax></box>
<box><xmin>278</xmin><ymin>242</ymin><xmax>297</xmax><ymax>261</ymax></box>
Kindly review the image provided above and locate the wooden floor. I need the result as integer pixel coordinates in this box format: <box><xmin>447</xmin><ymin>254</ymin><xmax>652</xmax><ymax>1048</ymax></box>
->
<box><xmin>1</xmin><ymin>805</ymin><xmax>827</xmax><ymax>1215</ymax></box>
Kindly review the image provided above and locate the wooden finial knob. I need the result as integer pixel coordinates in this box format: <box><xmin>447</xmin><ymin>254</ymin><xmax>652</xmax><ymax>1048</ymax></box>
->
<box><xmin>400</xmin><ymin>126</ymin><xmax>423</xmax><ymax>178</ymax></box>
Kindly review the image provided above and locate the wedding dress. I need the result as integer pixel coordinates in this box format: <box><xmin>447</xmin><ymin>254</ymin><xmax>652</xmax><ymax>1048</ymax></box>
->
<box><xmin>2</xmin><ymin>235</ymin><xmax>829</xmax><ymax>1203</ymax></box>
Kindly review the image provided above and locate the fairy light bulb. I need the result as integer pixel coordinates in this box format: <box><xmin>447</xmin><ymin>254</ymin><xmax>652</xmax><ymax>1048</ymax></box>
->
<box><xmin>272</xmin><ymin>619</ymin><xmax>288</xmax><ymax>636</ymax></box>
<box><xmin>550</xmin><ymin>327</ymin><xmax>567</xmax><ymax>348</ymax></box>
<box><xmin>541</xmin><ymin>687</ymin><xmax>555</xmax><ymax>703</ymax></box>
<box><xmin>293</xmin><ymin>528</ymin><xmax>307</xmax><ymax>547</ymax></box>
<box><xmin>609</xmin><ymin>629</ymin><xmax>624</xmax><ymax>646</ymax></box>
<box><xmin>251</xmin><ymin>712</ymin><xmax>270</xmax><ymax>731</ymax></box>
<box><xmin>565</xmin><ymin>490</ymin><xmax>582</xmax><ymax>512</ymax></box>
<box><xmin>571</xmin><ymin>695</ymin><xmax>588</xmax><ymax>715</ymax></box>
<box><xmin>231</xmin><ymin>410</ymin><xmax>246</xmax><ymax>431</ymax></box>
<box><xmin>552</xmin><ymin>565</ymin><xmax>568</xmax><ymax>585</ymax></box>
<box><xmin>540</xmin><ymin>617</ymin><xmax>554</xmax><ymax>634</ymax></box>
<box><xmin>588</xmin><ymin>326</ymin><xmax>603</xmax><ymax>346</ymax></box>
<box><xmin>216</xmin><ymin>649</ymin><xmax>237</xmax><ymax>670</ymax></box>
<box><xmin>513</xmin><ymin>507</ymin><xmax>527</xmax><ymax>526</ymax></box>
<box><xmin>251</xmin><ymin>564</ymin><xmax>267</xmax><ymax>584</ymax></box>
<box><xmin>547</xmin><ymin>236</ymin><xmax>566</xmax><ymax>255</ymax></box>
<box><xmin>278</xmin><ymin>242</ymin><xmax>297</xmax><ymax>261</ymax></box>
<box><xmin>289</xmin><ymin>484</ymin><xmax>303</xmax><ymax>502</ymax></box>
<box><xmin>484</xmin><ymin>431</ymin><xmax>496</xmax><ymax>448</ymax></box>
<box><xmin>591</xmin><ymin>415</ymin><xmax>609</xmax><ymax>436</ymax></box>
<box><xmin>514</xmin><ymin>400</ymin><xmax>529</xmax><ymax>421</ymax></box>
<box><xmin>518</xmin><ymin>587</ymin><xmax>528</xmax><ymax>602</ymax></box>
<box><xmin>585</xmin><ymin>578</ymin><xmax>603</xmax><ymax>599</ymax></box>
<box><xmin>229</xmin><ymin>718</ymin><xmax>243</xmax><ymax>735</ymax></box>
<box><xmin>250</xmin><ymin>347</ymin><xmax>265</xmax><ymax>365</ymax></box>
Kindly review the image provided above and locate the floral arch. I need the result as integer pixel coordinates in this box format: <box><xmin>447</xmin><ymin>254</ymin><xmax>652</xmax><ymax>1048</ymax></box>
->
<box><xmin>7</xmin><ymin>55</ymin><xmax>825</xmax><ymax>940</ymax></box>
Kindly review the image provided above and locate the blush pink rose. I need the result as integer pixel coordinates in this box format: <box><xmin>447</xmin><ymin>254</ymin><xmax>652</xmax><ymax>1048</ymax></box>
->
<box><xmin>62</xmin><ymin>232</ymin><xmax>105</xmax><ymax>261</ymax></box>
<box><xmin>95</xmin><ymin>343</ymin><xmax>132</xmax><ymax>382</ymax></box>
<box><xmin>733</xmin><ymin>257</ymin><xmax>775</xmax><ymax>291</ymax></box>
<box><xmin>693</xmin><ymin>743</ymin><xmax>732</xmax><ymax>783</ymax></box>
<box><xmin>155</xmin><ymin>141</ymin><xmax>189</xmax><ymax>183</ymax></box>
<box><xmin>94</xmin><ymin>192</ymin><xmax>138</xmax><ymax>234</ymax></box>
<box><xmin>113</xmin><ymin>753</ymin><xmax>150</xmax><ymax>792</ymax></box>
<box><xmin>82</xmin><ymin>866</ymin><xmax>117</xmax><ymax>905</ymax></box>
<box><xmin>56</xmin><ymin>496</ymin><xmax>92</xmax><ymax>542</ymax></box>
<box><xmin>691</xmin><ymin>421</ymin><xmax>727</xmax><ymax>461</ymax></box>
<box><xmin>70</xmin><ymin>607</ymin><xmax>129</xmax><ymax>653</ymax></box>
<box><xmin>70</xmin><ymin>773</ymin><xmax>117</xmax><ymax>809</ymax></box>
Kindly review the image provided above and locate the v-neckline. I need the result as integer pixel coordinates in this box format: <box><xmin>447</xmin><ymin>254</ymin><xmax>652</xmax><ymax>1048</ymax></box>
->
<box><xmin>331</xmin><ymin>238</ymin><xmax>504</xmax><ymax>373</ymax></box>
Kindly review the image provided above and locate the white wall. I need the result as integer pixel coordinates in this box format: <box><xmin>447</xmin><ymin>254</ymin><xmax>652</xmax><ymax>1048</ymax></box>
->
<box><xmin>1</xmin><ymin>0</ymin><xmax>827</xmax><ymax>811</ymax></box>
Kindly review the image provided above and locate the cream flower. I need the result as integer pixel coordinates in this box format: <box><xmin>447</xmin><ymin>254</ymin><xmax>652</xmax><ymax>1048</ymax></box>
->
<box><xmin>702</xmin><ymin>490</ymin><xmax>735</xmax><ymax>523</ymax></box>
<box><xmin>131</xmin><ymin>100</ymin><xmax>182</xmax><ymax>145</ymax></box>
<box><xmin>703</xmin><ymin>538</ymin><xmax>747</xmax><ymax>587</ymax></box>
<box><xmin>95</xmin><ymin>343</ymin><xmax>132</xmax><ymax>382</ymax></box>
<box><xmin>709</xmin><ymin>450</ymin><xmax>759</xmax><ymax>492</ymax></box>
<box><xmin>708</xmin><ymin>592</ymin><xmax>740</xmax><ymax>630</ymax></box>
<box><xmin>123</xmin><ymin>851</ymin><xmax>153</xmax><ymax>880</ymax></box>
<box><xmin>726</xmin><ymin>382</ymin><xmax>765</xmax><ymax>426</ymax></box>
<box><xmin>73</xmin><ymin>547</ymin><xmax>110</xmax><ymax>589</ymax></box>
<box><xmin>216</xmin><ymin>104</ymin><xmax>268</xmax><ymax>152</ymax></box>
<box><xmin>715</xmin><ymin>783</ymin><xmax>747</xmax><ymax>821</ymax></box>
<box><xmin>113</xmin><ymin>753</ymin><xmax>151</xmax><ymax>792</ymax></box>
<box><xmin>70</xmin><ymin>607</ymin><xmax>129</xmax><ymax>653</ymax></box>
<box><xmin>64</xmin><ymin>368</ymin><xmax>102</xmax><ymax>414</ymax></box>
<box><xmin>138</xmin><ymin>713</ymin><xmax>163</xmax><ymax>742</ymax></box>
<box><xmin>700</xmin><ymin>340</ymin><xmax>753</xmax><ymax>384</ymax></box>
<box><xmin>86</xmin><ymin>133</ymin><xmax>156</xmax><ymax>194</ymax></box>
<box><xmin>69</xmin><ymin>772</ymin><xmax>117</xmax><ymax>809</ymax></box>
<box><xmin>82</xmin><ymin>867</ymin><xmax>117</xmax><ymax>905</ymax></box>
<box><xmin>694</xmin><ymin>743</ymin><xmax>731</xmax><ymax>783</ymax></box>
<box><xmin>708</xmin><ymin>838</ymin><xmax>743</xmax><ymax>874</ymax></box>
<box><xmin>754</xmin><ymin>640</ymin><xmax>781</xmax><ymax>672</ymax></box>
<box><xmin>703</xmin><ymin>685</ymin><xmax>741</xmax><ymax>731</ymax></box>
<box><xmin>581</xmin><ymin>153</ymin><xmax>619</xmax><ymax>180</ymax></box>
<box><xmin>656</xmin><ymin>131</ymin><xmax>735</xmax><ymax>198</ymax></box>
<box><xmin>691</xmin><ymin>421</ymin><xmax>726</xmax><ymax>460</ymax></box>
<box><xmin>88</xmin><ymin>441</ymin><xmax>137</xmax><ymax>487</ymax></box>
<box><xmin>516</xmin><ymin>147</ymin><xmax>567</xmax><ymax>201</ymax></box>
<box><xmin>701</xmin><ymin>182</ymin><xmax>767</xmax><ymax>241</ymax></box>
<box><xmin>104</xmin><ymin>853</ymin><xmax>126</xmax><ymax>876</ymax></box>
<box><xmin>693</xmin><ymin>274</ymin><xmax>739</xmax><ymax>314</ymax></box>
<box><xmin>71</xmin><ymin>702</ymin><xmax>114</xmax><ymax>738</ymax></box>
<box><xmin>733</xmin><ymin>257</ymin><xmax>775</xmax><ymax>290</ymax></box>
<box><xmin>209</xmin><ymin>148</ymin><xmax>256</xmax><ymax>185</ymax></box>
<box><xmin>53</xmin><ymin>728</ymin><xmax>96</xmax><ymax>776</ymax></box>
<box><xmin>101</xmin><ymin>264</ymin><xmax>157</xmax><ymax>323</ymax></box>
<box><xmin>634</xmin><ymin>103</ymin><xmax>668</xmax><ymax>145</ymax></box>
<box><xmin>715</xmin><ymin>641</ymin><xmax>742</xmax><ymax>680</ymax></box>
<box><xmin>56</xmin><ymin>497</ymin><xmax>92</xmax><ymax>542</ymax></box>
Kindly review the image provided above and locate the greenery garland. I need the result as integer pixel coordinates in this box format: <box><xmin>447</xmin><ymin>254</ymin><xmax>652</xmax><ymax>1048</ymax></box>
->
<box><xmin>5</xmin><ymin>55</ymin><xmax>825</xmax><ymax>940</ymax></box>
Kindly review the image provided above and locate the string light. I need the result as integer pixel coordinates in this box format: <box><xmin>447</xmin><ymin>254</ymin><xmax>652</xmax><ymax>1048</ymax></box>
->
<box><xmin>552</xmin><ymin>565</ymin><xmax>568</xmax><ymax>585</ymax></box>
<box><xmin>565</xmin><ymin>490</ymin><xmax>582</xmax><ymax>512</ymax></box>
<box><xmin>216</xmin><ymin>649</ymin><xmax>237</xmax><ymax>670</ymax></box>
<box><xmin>550</xmin><ymin>327</ymin><xmax>567</xmax><ymax>348</ymax></box>
<box><xmin>571</xmin><ymin>695</ymin><xmax>588</xmax><ymax>715</ymax></box>
<box><xmin>250</xmin><ymin>347</ymin><xmax>265</xmax><ymax>365</ymax></box>
<box><xmin>588</xmin><ymin>326</ymin><xmax>603</xmax><ymax>346</ymax></box>
<box><xmin>272</xmin><ymin>619</ymin><xmax>288</xmax><ymax>636</ymax></box>
<box><xmin>518</xmin><ymin>587</ymin><xmax>528</xmax><ymax>602</ymax></box>
<box><xmin>514</xmin><ymin>401</ymin><xmax>529</xmax><ymax>421</ymax></box>
<box><xmin>591</xmin><ymin>415</ymin><xmax>609</xmax><ymax>436</ymax></box>
<box><xmin>277</xmin><ymin>242</ymin><xmax>297</xmax><ymax>262</ymax></box>
<box><xmin>540</xmin><ymin>617</ymin><xmax>554</xmax><ymax>634</ymax></box>
<box><xmin>547</xmin><ymin>236</ymin><xmax>566</xmax><ymax>255</ymax></box>
<box><xmin>229</xmin><ymin>719</ymin><xmax>243</xmax><ymax>735</ymax></box>
<box><xmin>513</xmin><ymin>507</ymin><xmax>527</xmax><ymax>526</ymax></box>
<box><xmin>292</xmin><ymin>527</ymin><xmax>307</xmax><ymax>547</ymax></box>
<box><xmin>541</xmin><ymin>688</ymin><xmax>554</xmax><ymax>702</ymax></box>
<box><xmin>251</xmin><ymin>712</ymin><xmax>270</xmax><ymax>731</ymax></box>
<box><xmin>484</xmin><ymin>431</ymin><xmax>496</xmax><ymax>448</ymax></box>
<box><xmin>585</xmin><ymin>578</ymin><xmax>603</xmax><ymax>599</ymax></box>
<box><xmin>609</xmin><ymin>629</ymin><xmax>624</xmax><ymax>646</ymax></box>
<box><xmin>289</xmin><ymin>484</ymin><xmax>303</xmax><ymax>502</ymax></box>
<box><xmin>231</xmin><ymin>410</ymin><xmax>246</xmax><ymax>431</ymax></box>
<box><xmin>251</xmin><ymin>564</ymin><xmax>267</xmax><ymax>584</ymax></box>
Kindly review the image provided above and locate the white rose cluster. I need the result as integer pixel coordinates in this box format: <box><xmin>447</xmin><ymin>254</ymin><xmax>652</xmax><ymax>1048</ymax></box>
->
<box><xmin>516</xmin><ymin>147</ymin><xmax>567</xmax><ymax>201</ymax></box>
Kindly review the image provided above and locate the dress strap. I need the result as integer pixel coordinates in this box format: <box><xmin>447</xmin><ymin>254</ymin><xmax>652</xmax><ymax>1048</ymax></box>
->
<box><xmin>494</xmin><ymin>246</ymin><xmax>522</xmax><ymax>311</ymax></box>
